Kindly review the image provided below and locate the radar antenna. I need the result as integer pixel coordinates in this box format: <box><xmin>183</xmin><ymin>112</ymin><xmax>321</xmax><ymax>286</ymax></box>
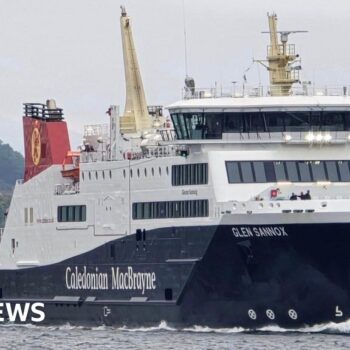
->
<box><xmin>184</xmin><ymin>76</ymin><xmax>195</xmax><ymax>98</ymax></box>
<box><xmin>120</xmin><ymin>5</ymin><xmax>127</xmax><ymax>17</ymax></box>
<box><xmin>259</xmin><ymin>13</ymin><xmax>308</xmax><ymax>96</ymax></box>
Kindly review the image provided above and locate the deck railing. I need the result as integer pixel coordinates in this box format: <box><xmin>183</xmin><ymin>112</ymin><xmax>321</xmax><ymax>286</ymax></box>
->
<box><xmin>183</xmin><ymin>84</ymin><xmax>350</xmax><ymax>100</ymax></box>
<box><xmin>23</xmin><ymin>103</ymin><xmax>64</xmax><ymax>120</ymax></box>
<box><xmin>79</xmin><ymin>144</ymin><xmax>184</xmax><ymax>163</ymax></box>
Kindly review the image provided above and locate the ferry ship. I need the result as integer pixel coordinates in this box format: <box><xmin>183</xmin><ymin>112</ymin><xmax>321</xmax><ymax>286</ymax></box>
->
<box><xmin>1</xmin><ymin>8</ymin><xmax>350</xmax><ymax>328</ymax></box>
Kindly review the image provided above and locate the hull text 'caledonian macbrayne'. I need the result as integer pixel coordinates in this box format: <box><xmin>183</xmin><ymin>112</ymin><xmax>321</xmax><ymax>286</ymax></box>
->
<box><xmin>1</xmin><ymin>9</ymin><xmax>350</xmax><ymax>328</ymax></box>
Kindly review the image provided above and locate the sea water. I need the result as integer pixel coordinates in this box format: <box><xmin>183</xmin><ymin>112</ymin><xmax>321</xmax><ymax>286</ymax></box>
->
<box><xmin>1</xmin><ymin>320</ymin><xmax>350</xmax><ymax>349</ymax></box>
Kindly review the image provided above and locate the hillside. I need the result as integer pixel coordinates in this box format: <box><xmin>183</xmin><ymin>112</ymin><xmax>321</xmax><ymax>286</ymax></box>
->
<box><xmin>0</xmin><ymin>140</ymin><xmax>24</xmax><ymax>227</ymax></box>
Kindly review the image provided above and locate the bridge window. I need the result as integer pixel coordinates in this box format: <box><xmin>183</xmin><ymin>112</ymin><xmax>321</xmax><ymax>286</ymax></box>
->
<box><xmin>267</xmin><ymin>112</ymin><xmax>285</xmax><ymax>132</ymax></box>
<box><xmin>322</xmin><ymin>112</ymin><xmax>344</xmax><ymax>131</ymax></box>
<box><xmin>225</xmin><ymin>114</ymin><xmax>243</xmax><ymax>133</ymax></box>
<box><xmin>171</xmin><ymin>111</ymin><xmax>350</xmax><ymax>139</ymax></box>
<box><xmin>283</xmin><ymin>111</ymin><xmax>310</xmax><ymax>131</ymax></box>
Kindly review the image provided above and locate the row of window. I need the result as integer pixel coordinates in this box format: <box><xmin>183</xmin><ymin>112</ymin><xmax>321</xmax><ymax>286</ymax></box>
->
<box><xmin>132</xmin><ymin>200</ymin><xmax>209</xmax><ymax>220</ymax></box>
<box><xmin>82</xmin><ymin>166</ymin><xmax>170</xmax><ymax>181</ymax></box>
<box><xmin>82</xmin><ymin>170</ymin><xmax>112</xmax><ymax>181</ymax></box>
<box><xmin>129</xmin><ymin>166</ymin><xmax>169</xmax><ymax>178</ymax></box>
<box><xmin>226</xmin><ymin>160</ymin><xmax>350</xmax><ymax>183</ymax></box>
<box><xmin>172</xmin><ymin>163</ymin><xmax>208</xmax><ymax>186</ymax></box>
<box><xmin>57</xmin><ymin>205</ymin><xmax>87</xmax><ymax>222</ymax></box>
<box><xmin>171</xmin><ymin>111</ymin><xmax>350</xmax><ymax>140</ymax></box>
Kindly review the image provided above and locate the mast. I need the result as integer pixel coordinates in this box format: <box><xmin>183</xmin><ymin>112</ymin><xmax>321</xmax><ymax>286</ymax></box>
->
<box><xmin>263</xmin><ymin>13</ymin><xmax>306</xmax><ymax>96</ymax></box>
<box><xmin>119</xmin><ymin>6</ymin><xmax>152</xmax><ymax>134</ymax></box>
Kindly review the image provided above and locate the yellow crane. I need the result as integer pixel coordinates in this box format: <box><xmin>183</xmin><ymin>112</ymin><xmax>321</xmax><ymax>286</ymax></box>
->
<box><xmin>119</xmin><ymin>6</ymin><xmax>152</xmax><ymax>134</ymax></box>
<box><xmin>260</xmin><ymin>13</ymin><xmax>307</xmax><ymax>96</ymax></box>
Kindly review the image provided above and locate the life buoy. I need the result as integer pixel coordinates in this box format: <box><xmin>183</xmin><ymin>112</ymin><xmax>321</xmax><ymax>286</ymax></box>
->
<box><xmin>270</xmin><ymin>189</ymin><xmax>278</xmax><ymax>198</ymax></box>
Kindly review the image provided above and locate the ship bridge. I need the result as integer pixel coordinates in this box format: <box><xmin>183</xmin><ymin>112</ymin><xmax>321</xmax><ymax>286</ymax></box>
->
<box><xmin>167</xmin><ymin>90</ymin><xmax>350</xmax><ymax>145</ymax></box>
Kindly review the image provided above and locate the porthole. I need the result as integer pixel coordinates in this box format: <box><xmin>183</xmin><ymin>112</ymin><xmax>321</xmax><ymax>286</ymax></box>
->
<box><xmin>248</xmin><ymin>309</ymin><xmax>257</xmax><ymax>320</ymax></box>
<box><xmin>137</xmin><ymin>168</ymin><xmax>140</xmax><ymax>177</ymax></box>
<box><xmin>144</xmin><ymin>168</ymin><xmax>147</xmax><ymax>177</ymax></box>
<box><xmin>288</xmin><ymin>309</ymin><xmax>298</xmax><ymax>320</ymax></box>
<box><xmin>159</xmin><ymin>167</ymin><xmax>162</xmax><ymax>176</ymax></box>
<box><xmin>130</xmin><ymin>169</ymin><xmax>133</xmax><ymax>178</ymax></box>
<box><xmin>109</xmin><ymin>170</ymin><xmax>112</xmax><ymax>179</ymax></box>
<box><xmin>102</xmin><ymin>171</ymin><xmax>105</xmax><ymax>180</ymax></box>
<box><xmin>266</xmin><ymin>309</ymin><xmax>275</xmax><ymax>320</ymax></box>
<box><xmin>152</xmin><ymin>168</ymin><xmax>154</xmax><ymax>176</ymax></box>
<box><xmin>95</xmin><ymin>171</ymin><xmax>98</xmax><ymax>180</ymax></box>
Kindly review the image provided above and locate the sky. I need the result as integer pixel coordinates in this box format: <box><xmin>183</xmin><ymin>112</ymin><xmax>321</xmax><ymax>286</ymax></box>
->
<box><xmin>0</xmin><ymin>0</ymin><xmax>350</xmax><ymax>153</ymax></box>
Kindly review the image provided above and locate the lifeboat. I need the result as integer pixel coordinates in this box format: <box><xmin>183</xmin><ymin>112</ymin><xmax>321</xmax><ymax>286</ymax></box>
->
<box><xmin>61</xmin><ymin>150</ymin><xmax>80</xmax><ymax>181</ymax></box>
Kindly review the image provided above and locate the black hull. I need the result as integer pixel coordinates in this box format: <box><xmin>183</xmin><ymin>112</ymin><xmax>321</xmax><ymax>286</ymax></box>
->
<box><xmin>1</xmin><ymin>222</ymin><xmax>350</xmax><ymax>328</ymax></box>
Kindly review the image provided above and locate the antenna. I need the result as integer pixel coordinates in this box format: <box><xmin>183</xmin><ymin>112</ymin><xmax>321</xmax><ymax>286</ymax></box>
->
<box><xmin>182</xmin><ymin>0</ymin><xmax>196</xmax><ymax>98</ymax></box>
<box><xmin>258</xmin><ymin>13</ymin><xmax>308</xmax><ymax>96</ymax></box>
<box><xmin>182</xmin><ymin>0</ymin><xmax>189</xmax><ymax>77</ymax></box>
<box><xmin>261</xmin><ymin>30</ymin><xmax>308</xmax><ymax>43</ymax></box>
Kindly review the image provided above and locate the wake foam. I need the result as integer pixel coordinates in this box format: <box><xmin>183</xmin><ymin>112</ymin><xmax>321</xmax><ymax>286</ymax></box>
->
<box><xmin>119</xmin><ymin>319</ymin><xmax>350</xmax><ymax>334</ymax></box>
<box><xmin>118</xmin><ymin>320</ymin><xmax>176</xmax><ymax>332</ymax></box>
<box><xmin>3</xmin><ymin>319</ymin><xmax>350</xmax><ymax>334</ymax></box>
<box><xmin>183</xmin><ymin>325</ymin><xmax>245</xmax><ymax>333</ymax></box>
<box><xmin>258</xmin><ymin>319</ymin><xmax>350</xmax><ymax>334</ymax></box>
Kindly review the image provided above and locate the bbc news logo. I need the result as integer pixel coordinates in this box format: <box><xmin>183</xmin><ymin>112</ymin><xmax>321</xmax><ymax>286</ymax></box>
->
<box><xmin>0</xmin><ymin>303</ymin><xmax>45</xmax><ymax>322</ymax></box>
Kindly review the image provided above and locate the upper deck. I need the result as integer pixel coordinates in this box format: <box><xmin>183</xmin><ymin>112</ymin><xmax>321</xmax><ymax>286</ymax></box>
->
<box><xmin>167</xmin><ymin>86</ymin><xmax>350</xmax><ymax>144</ymax></box>
<box><xmin>169</xmin><ymin>85</ymin><xmax>350</xmax><ymax>111</ymax></box>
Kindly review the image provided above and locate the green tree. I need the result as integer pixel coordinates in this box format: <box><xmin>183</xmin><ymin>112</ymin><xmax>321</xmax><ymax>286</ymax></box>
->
<box><xmin>0</xmin><ymin>140</ymin><xmax>24</xmax><ymax>226</ymax></box>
